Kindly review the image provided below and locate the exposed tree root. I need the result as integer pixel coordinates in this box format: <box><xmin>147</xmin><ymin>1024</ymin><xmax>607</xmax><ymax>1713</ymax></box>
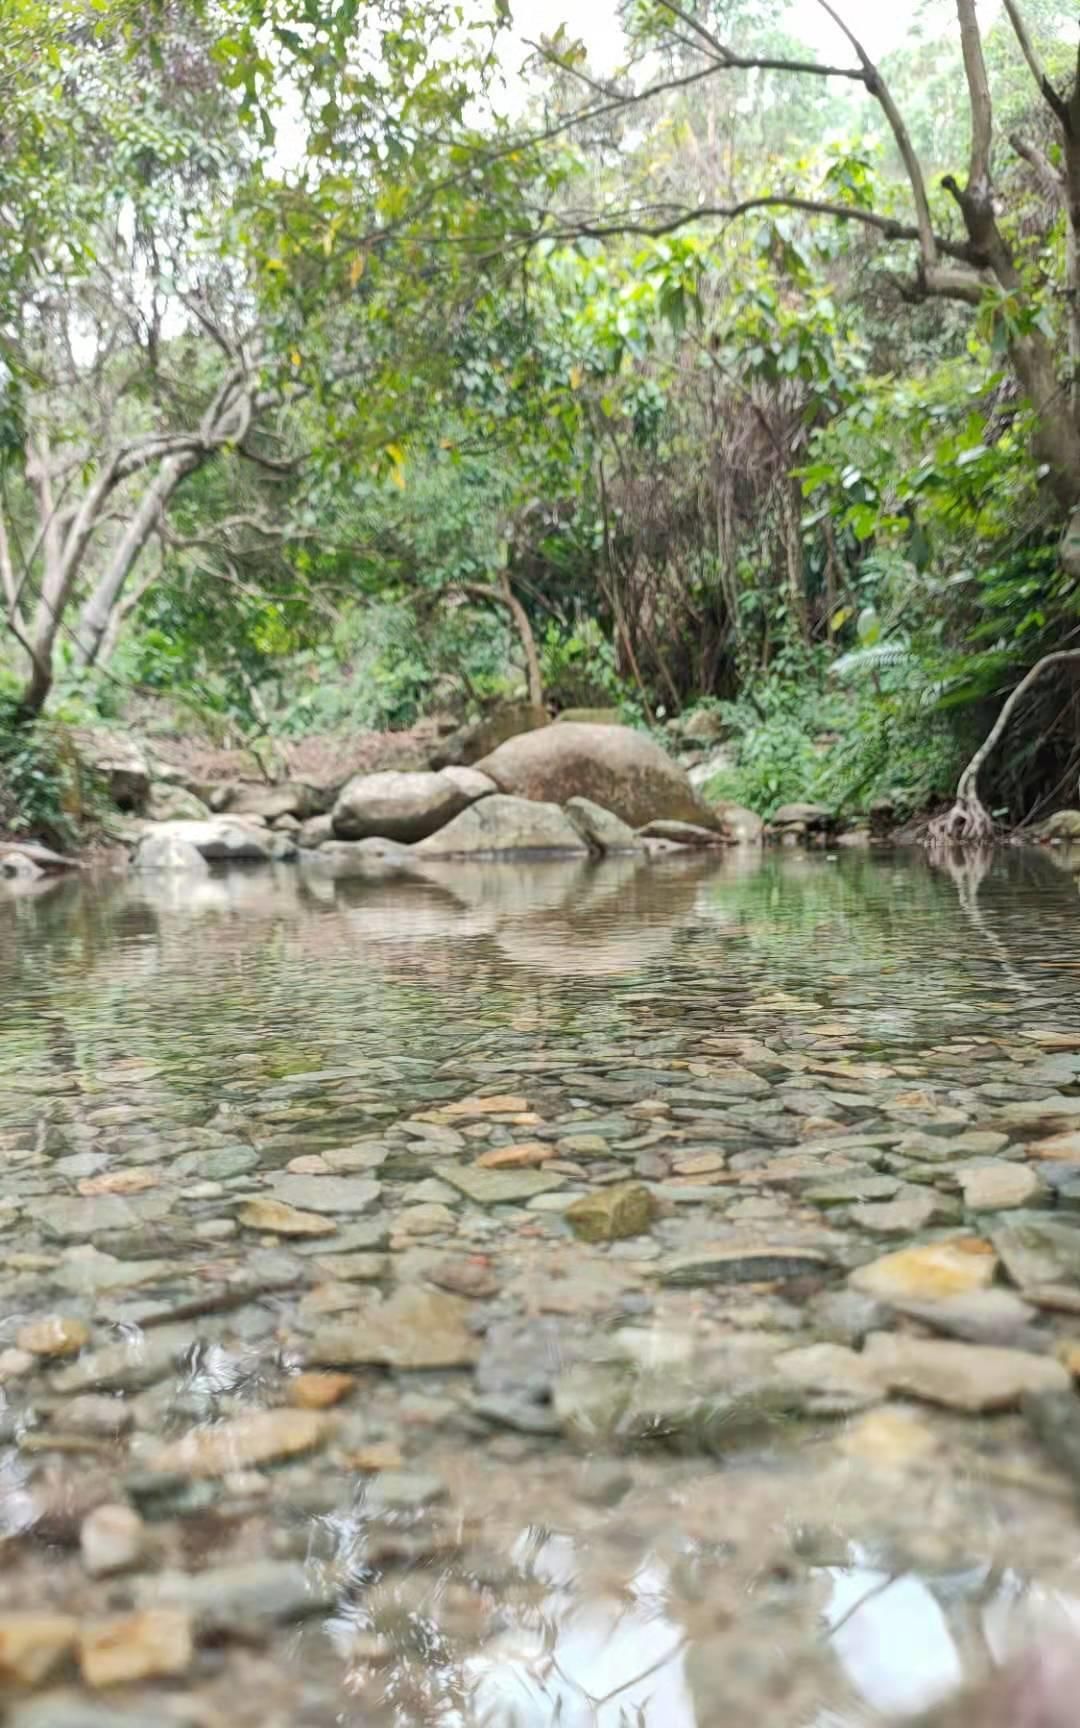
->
<box><xmin>929</xmin><ymin>650</ymin><xmax>1080</xmax><ymax>848</ymax></box>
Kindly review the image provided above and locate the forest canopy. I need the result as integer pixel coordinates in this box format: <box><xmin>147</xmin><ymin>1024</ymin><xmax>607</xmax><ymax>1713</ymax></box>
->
<box><xmin>2</xmin><ymin>0</ymin><xmax>1080</xmax><ymax>836</ymax></box>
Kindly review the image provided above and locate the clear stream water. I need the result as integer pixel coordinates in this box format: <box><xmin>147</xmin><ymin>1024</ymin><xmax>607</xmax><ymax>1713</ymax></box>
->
<box><xmin>1</xmin><ymin>846</ymin><xmax>1080</xmax><ymax>1727</ymax></box>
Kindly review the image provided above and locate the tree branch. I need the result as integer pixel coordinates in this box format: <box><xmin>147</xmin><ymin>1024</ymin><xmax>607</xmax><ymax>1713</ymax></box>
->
<box><xmin>956</xmin><ymin>0</ymin><xmax>994</xmax><ymax>199</ymax></box>
<box><xmin>534</xmin><ymin>194</ymin><xmax>975</xmax><ymax>263</ymax></box>
<box><xmin>815</xmin><ymin>0</ymin><xmax>939</xmax><ymax>269</ymax></box>
<box><xmin>1009</xmin><ymin>131</ymin><xmax>1065</xmax><ymax>202</ymax></box>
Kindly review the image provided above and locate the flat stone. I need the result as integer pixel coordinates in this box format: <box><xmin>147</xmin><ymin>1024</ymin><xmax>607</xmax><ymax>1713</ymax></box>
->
<box><xmin>138</xmin><ymin>1560</ymin><xmax>335</xmax><ymax>1629</ymax></box>
<box><xmin>840</xmin><ymin>1408</ymin><xmax>940</xmax><ymax>1467</ymax></box>
<box><xmin>565</xmin><ymin>1183</ymin><xmax>656</xmax><ymax>1243</ymax></box>
<box><xmin>863</xmin><ymin>1332</ymin><xmax>1069</xmax><ymax>1412</ymax></box>
<box><xmin>564</xmin><ymin>797</ymin><xmax>642</xmax><ymax>854</ymax></box>
<box><xmin>53</xmin><ymin>1248</ymin><xmax>172</xmax><ymax>1295</ymax></box>
<box><xmin>362</xmin><ymin>1471</ymin><xmax>447</xmax><ymax>1511</ymax></box>
<box><xmin>8</xmin><ymin>1698</ymin><xmax>172</xmax><ymax>1728</ymax></box>
<box><xmin>1027</xmin><ymin>1130</ymin><xmax>1080</xmax><ymax>1161</ymax></box>
<box><xmin>850</xmin><ymin>1239</ymin><xmax>997</xmax><ymax>1302</ymax></box>
<box><xmin>959</xmin><ymin>1163</ymin><xmax>1045</xmax><ymax>1211</ymax></box>
<box><xmin>264</xmin><ymin>1173</ymin><xmax>381</xmax><ymax>1214</ymax></box>
<box><xmin>80</xmin><ymin>1505</ymin><xmax>144</xmax><ymax>1577</ymax></box>
<box><xmin>440</xmin><ymin>1166</ymin><xmax>564</xmax><ymax>1205</ymax></box>
<box><xmin>26</xmin><ymin>1196</ymin><xmax>167</xmax><ymax>1240</ymax></box>
<box><xmin>774</xmin><ymin>1343</ymin><xmax>884</xmax><ymax>1412</ymax></box>
<box><xmin>17</xmin><ymin>1317</ymin><xmax>89</xmax><ymax>1358</ymax></box>
<box><xmin>51</xmin><ymin>1334</ymin><xmax>183</xmax><ymax>1395</ymax></box>
<box><xmin>152</xmin><ymin>1408</ymin><xmax>330</xmax><ymax>1477</ymax></box>
<box><xmin>850</xmin><ymin>1192</ymin><xmax>957</xmax><ymax>1235</ymax></box>
<box><xmin>237</xmin><ymin>1198</ymin><xmax>337</xmax><ymax>1237</ymax></box>
<box><xmin>804</xmin><ymin>1175</ymin><xmax>900</xmax><ymax>1206</ymax></box>
<box><xmin>311</xmin><ymin>1251</ymin><xmax>389</xmax><ymax>1283</ymax></box>
<box><xmin>0</xmin><ymin>1616</ymin><xmax>79</xmax><ymax>1686</ymax></box>
<box><xmin>394</xmin><ymin>1203</ymin><xmax>457</xmax><ymax>1236</ymax></box>
<box><xmin>992</xmin><ymin>1218</ymin><xmax>1080</xmax><ymax>1289</ymax></box>
<box><xmin>660</xmin><ymin>1246</ymin><xmax>832</xmax><ymax>1286</ymax></box>
<box><xmin>310</xmin><ymin>1287</ymin><xmax>478</xmax><ymax>1370</ymax></box>
<box><xmin>79</xmin><ymin>1609</ymin><xmax>192</xmax><ymax>1688</ymax></box>
<box><xmin>1000</xmin><ymin>1095</ymin><xmax>1080</xmax><ymax>1126</ymax></box>
<box><xmin>475</xmin><ymin>1141</ymin><xmax>556</xmax><ymax>1169</ymax></box>
<box><xmin>57</xmin><ymin>1396</ymin><xmax>133</xmax><ymax>1437</ymax></box>
<box><xmin>415</xmin><ymin>795</ymin><xmax>589</xmax><ymax>856</ymax></box>
<box><xmin>441</xmin><ymin>1095</ymin><xmax>529</xmax><ymax>1118</ymax></box>
<box><xmin>882</xmin><ymin>1288</ymin><xmax>1042</xmax><ymax>1348</ymax></box>
<box><xmin>287</xmin><ymin>1371</ymin><xmax>356</xmax><ymax>1409</ymax></box>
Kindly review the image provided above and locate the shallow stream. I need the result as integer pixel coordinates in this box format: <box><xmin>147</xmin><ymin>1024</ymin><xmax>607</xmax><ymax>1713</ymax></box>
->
<box><xmin>2</xmin><ymin>846</ymin><xmax>1080</xmax><ymax>1726</ymax></box>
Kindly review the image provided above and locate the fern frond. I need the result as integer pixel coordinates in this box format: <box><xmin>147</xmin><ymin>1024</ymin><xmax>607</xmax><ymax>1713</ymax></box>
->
<box><xmin>830</xmin><ymin>641</ymin><xmax>914</xmax><ymax>680</ymax></box>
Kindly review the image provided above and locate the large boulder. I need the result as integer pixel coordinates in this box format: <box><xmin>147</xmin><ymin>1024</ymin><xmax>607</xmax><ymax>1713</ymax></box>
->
<box><xmin>226</xmin><ymin>782</ymin><xmax>326</xmax><ymax>822</ymax></box>
<box><xmin>141</xmin><ymin>819</ymin><xmax>274</xmax><ymax>862</ymax></box>
<box><xmin>331</xmin><ymin>770</ymin><xmax>478</xmax><ymax>843</ymax></box>
<box><xmin>475</xmin><ymin>723</ymin><xmax>717</xmax><ymax>831</ymax></box>
<box><xmin>564</xmin><ymin>796</ymin><xmax>642</xmax><ymax>855</ymax></box>
<box><xmin>1038</xmin><ymin>809</ymin><xmax>1080</xmax><ymax>842</ymax></box>
<box><xmin>415</xmin><ymin>795</ymin><xmax>589</xmax><ymax>857</ymax></box>
<box><xmin>135</xmin><ymin>833</ymin><xmax>210</xmax><ymax>876</ymax></box>
<box><xmin>430</xmin><ymin>704</ymin><xmax>549</xmax><ymax>769</ymax></box>
<box><xmin>73</xmin><ymin>729</ymin><xmax>150</xmax><ymax>811</ymax></box>
<box><xmin>304</xmin><ymin>837</ymin><xmax>418</xmax><ymax>877</ymax></box>
<box><xmin>146</xmin><ymin>784</ymin><xmax>212</xmax><ymax>823</ymax></box>
<box><xmin>711</xmin><ymin>801</ymin><xmax>764</xmax><ymax>845</ymax></box>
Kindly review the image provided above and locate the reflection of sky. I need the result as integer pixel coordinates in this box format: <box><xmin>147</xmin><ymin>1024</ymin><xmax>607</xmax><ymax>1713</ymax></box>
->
<box><xmin>466</xmin><ymin>1534</ymin><xmax>696</xmax><ymax>1728</ymax></box>
<box><xmin>823</xmin><ymin>1564</ymin><xmax>965</xmax><ymax>1718</ymax></box>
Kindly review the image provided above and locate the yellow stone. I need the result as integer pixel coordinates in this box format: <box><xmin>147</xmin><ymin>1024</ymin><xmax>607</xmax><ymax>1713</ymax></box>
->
<box><xmin>0</xmin><ymin>1615</ymin><xmax>78</xmax><ymax>1686</ymax></box>
<box><xmin>287</xmin><ymin>1371</ymin><xmax>356</xmax><ymax>1410</ymax></box>
<box><xmin>236</xmin><ymin>1198</ymin><xmax>337</xmax><ymax>1237</ymax></box>
<box><xmin>841</xmin><ymin>1408</ymin><xmax>940</xmax><ymax>1468</ymax></box>
<box><xmin>440</xmin><ymin>1095</ymin><xmax>529</xmax><ymax>1118</ymax></box>
<box><xmin>17</xmin><ymin>1316</ymin><xmax>90</xmax><ymax>1358</ymax></box>
<box><xmin>475</xmin><ymin>1141</ymin><xmax>554</xmax><ymax>1169</ymax></box>
<box><xmin>1055</xmin><ymin>1341</ymin><xmax>1080</xmax><ymax>1378</ymax></box>
<box><xmin>344</xmin><ymin>1440</ymin><xmax>403</xmax><ymax>1472</ymax></box>
<box><xmin>80</xmin><ymin>1609</ymin><xmax>192</xmax><ymax>1688</ymax></box>
<box><xmin>77</xmin><ymin>1169</ymin><xmax>159</xmax><ymax>1196</ymax></box>
<box><xmin>153</xmin><ymin>1408</ymin><xmax>330</xmax><ymax>1477</ymax></box>
<box><xmin>1028</xmin><ymin>1130</ymin><xmax>1080</xmax><ymax>1161</ymax></box>
<box><xmin>850</xmin><ymin>1239</ymin><xmax>996</xmax><ymax>1302</ymax></box>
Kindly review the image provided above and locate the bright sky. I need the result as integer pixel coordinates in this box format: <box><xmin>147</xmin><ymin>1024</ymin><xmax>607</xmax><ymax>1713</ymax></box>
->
<box><xmin>504</xmin><ymin>0</ymin><xmax>929</xmax><ymax>81</ymax></box>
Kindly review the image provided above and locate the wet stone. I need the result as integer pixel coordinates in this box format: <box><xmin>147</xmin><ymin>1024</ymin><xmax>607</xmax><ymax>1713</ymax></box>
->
<box><xmin>850</xmin><ymin>1238</ymin><xmax>997</xmax><ymax>1302</ymax></box>
<box><xmin>863</xmin><ymin>1332</ymin><xmax>1070</xmax><ymax>1412</ymax></box>
<box><xmin>80</xmin><ymin>1504</ymin><xmax>145</xmax><ymax>1577</ymax></box>
<box><xmin>78</xmin><ymin>1610</ymin><xmax>192</xmax><ymax>1688</ymax></box>
<box><xmin>152</xmin><ymin>1408</ymin><xmax>331</xmax><ymax>1477</ymax></box>
<box><xmin>439</xmin><ymin>1166</ymin><xmax>565</xmax><ymax>1205</ymax></box>
<box><xmin>565</xmin><ymin>1183</ymin><xmax>656</xmax><ymax>1243</ymax></box>
<box><xmin>660</xmin><ymin>1246</ymin><xmax>832</xmax><ymax>1285</ymax></box>
<box><xmin>992</xmin><ymin>1217</ymin><xmax>1080</xmax><ymax>1289</ymax></box>
<box><xmin>137</xmin><ymin>1560</ymin><xmax>336</xmax><ymax>1630</ymax></box>
<box><xmin>959</xmin><ymin>1163</ymin><xmax>1046</xmax><ymax>1211</ymax></box>
<box><xmin>310</xmin><ymin>1287</ymin><xmax>479</xmax><ymax>1370</ymax></box>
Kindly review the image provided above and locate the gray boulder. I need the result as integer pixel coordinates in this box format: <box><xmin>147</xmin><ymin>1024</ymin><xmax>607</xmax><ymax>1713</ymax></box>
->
<box><xmin>73</xmin><ymin>729</ymin><xmax>150</xmax><ymax>810</ymax></box>
<box><xmin>1038</xmin><ymin>810</ymin><xmax>1080</xmax><ymax>841</ymax></box>
<box><xmin>438</xmin><ymin>765</ymin><xmax>497</xmax><ymax>801</ymax></box>
<box><xmin>712</xmin><ymin>801</ymin><xmax>764</xmax><ymax>844</ymax></box>
<box><xmin>771</xmin><ymin>802</ymin><xmax>834</xmax><ymax>831</ymax></box>
<box><xmin>142</xmin><ymin>819</ymin><xmax>273</xmax><ymax>861</ymax></box>
<box><xmin>0</xmin><ymin>849</ymin><xmax>44</xmax><ymax>880</ymax></box>
<box><xmin>134</xmin><ymin>833</ymin><xmax>210</xmax><ymax>876</ymax></box>
<box><xmin>226</xmin><ymin>782</ymin><xmax>326</xmax><ymax>821</ymax></box>
<box><xmin>564</xmin><ymin>796</ymin><xmax>643</xmax><ymax>854</ymax></box>
<box><xmin>430</xmin><ymin>703</ymin><xmax>549</xmax><ymax>768</ymax></box>
<box><xmin>305</xmin><ymin>837</ymin><xmax>418</xmax><ymax>876</ymax></box>
<box><xmin>146</xmin><ymin>783</ymin><xmax>212</xmax><ymax>823</ymax></box>
<box><xmin>298</xmin><ymin>813</ymin><xmax>334</xmax><ymax>849</ymax></box>
<box><xmin>638</xmin><ymin>819</ymin><xmax>727</xmax><ymax>848</ymax></box>
<box><xmin>415</xmin><ymin>795</ymin><xmax>589</xmax><ymax>857</ymax></box>
<box><xmin>332</xmin><ymin>770</ymin><xmax>476</xmax><ymax>843</ymax></box>
<box><xmin>475</xmin><ymin>722</ymin><xmax>717</xmax><ymax>831</ymax></box>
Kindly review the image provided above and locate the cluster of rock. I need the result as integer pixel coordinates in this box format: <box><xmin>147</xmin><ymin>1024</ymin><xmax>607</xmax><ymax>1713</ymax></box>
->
<box><xmin>129</xmin><ymin>723</ymin><xmax>766</xmax><ymax>873</ymax></box>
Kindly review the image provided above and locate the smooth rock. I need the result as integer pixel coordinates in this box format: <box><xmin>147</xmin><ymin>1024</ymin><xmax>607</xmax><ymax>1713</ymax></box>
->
<box><xmin>774</xmin><ymin>1343</ymin><xmax>885</xmax><ymax>1412</ymax></box>
<box><xmin>415</xmin><ymin>795</ymin><xmax>589</xmax><ymax>857</ymax></box>
<box><xmin>17</xmin><ymin>1317</ymin><xmax>89</xmax><ymax>1359</ymax></box>
<box><xmin>140</xmin><ymin>818</ymin><xmax>273</xmax><ymax>861</ymax></box>
<box><xmin>992</xmin><ymin>1218</ymin><xmax>1080</xmax><ymax>1289</ymax></box>
<box><xmin>287</xmin><ymin>1371</ymin><xmax>355</xmax><ymax>1409</ymax></box>
<box><xmin>152</xmin><ymin>1408</ymin><xmax>330</xmax><ymax>1477</ymax></box>
<box><xmin>332</xmin><ymin>770</ymin><xmax>474</xmax><ymax>842</ymax></box>
<box><xmin>78</xmin><ymin>1611</ymin><xmax>192</xmax><ymax>1688</ymax></box>
<box><xmin>565</xmin><ymin>1183</ymin><xmax>656</xmax><ymax>1243</ymax></box>
<box><xmin>850</xmin><ymin>1239</ymin><xmax>997</xmax><ymax>1302</ymax></box>
<box><xmin>265</xmin><ymin>1173</ymin><xmax>381</xmax><ymax>1215</ymax></box>
<box><xmin>475</xmin><ymin>723</ymin><xmax>717</xmax><ymax>831</ymax></box>
<box><xmin>863</xmin><ymin>1332</ymin><xmax>1069</xmax><ymax>1412</ymax></box>
<box><xmin>660</xmin><ymin>1246</ymin><xmax>832</xmax><ymax>1285</ymax></box>
<box><xmin>440</xmin><ymin>1165</ymin><xmax>564</xmax><ymax>1204</ymax></box>
<box><xmin>310</xmin><ymin>1287</ymin><xmax>478</xmax><ymax>1370</ymax></box>
<box><xmin>563</xmin><ymin>796</ymin><xmax>643</xmax><ymax>854</ymax></box>
<box><xmin>362</xmin><ymin>1471</ymin><xmax>447</xmax><ymax>1511</ymax></box>
<box><xmin>133</xmin><ymin>833</ymin><xmax>209</xmax><ymax>875</ymax></box>
<box><xmin>236</xmin><ymin>1198</ymin><xmax>337</xmax><ymax>1237</ymax></box>
<box><xmin>80</xmin><ymin>1505</ymin><xmax>144</xmax><ymax>1577</ymax></box>
<box><xmin>960</xmin><ymin>1163</ymin><xmax>1045</xmax><ymax>1210</ymax></box>
<box><xmin>637</xmin><ymin>819</ymin><xmax>726</xmax><ymax>847</ymax></box>
<box><xmin>0</xmin><ymin>1616</ymin><xmax>78</xmax><ymax>1686</ymax></box>
<box><xmin>310</xmin><ymin>837</ymin><xmax>418</xmax><ymax>877</ymax></box>
<box><xmin>138</xmin><ymin>1560</ymin><xmax>335</xmax><ymax>1629</ymax></box>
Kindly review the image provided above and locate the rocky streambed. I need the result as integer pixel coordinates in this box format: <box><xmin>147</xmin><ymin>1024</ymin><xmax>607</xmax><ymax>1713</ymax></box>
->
<box><xmin>1</xmin><ymin>848</ymin><xmax>1080</xmax><ymax>1726</ymax></box>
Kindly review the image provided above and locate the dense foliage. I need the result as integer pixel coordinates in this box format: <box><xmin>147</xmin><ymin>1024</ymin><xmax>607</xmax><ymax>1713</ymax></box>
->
<box><xmin>3</xmin><ymin>0</ymin><xmax>1080</xmax><ymax>835</ymax></box>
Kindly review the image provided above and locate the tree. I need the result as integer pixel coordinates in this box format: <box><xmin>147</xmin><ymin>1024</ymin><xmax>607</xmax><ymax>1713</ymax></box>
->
<box><xmin>514</xmin><ymin>0</ymin><xmax>1080</xmax><ymax>837</ymax></box>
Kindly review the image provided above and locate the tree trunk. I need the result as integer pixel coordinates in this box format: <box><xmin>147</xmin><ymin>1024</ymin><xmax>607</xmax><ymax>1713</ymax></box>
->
<box><xmin>454</xmin><ymin>578</ymin><xmax>545</xmax><ymax>709</ymax></box>
<box><xmin>929</xmin><ymin>650</ymin><xmax>1080</xmax><ymax>845</ymax></box>
<box><xmin>75</xmin><ymin>451</ymin><xmax>201</xmax><ymax>668</ymax></box>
